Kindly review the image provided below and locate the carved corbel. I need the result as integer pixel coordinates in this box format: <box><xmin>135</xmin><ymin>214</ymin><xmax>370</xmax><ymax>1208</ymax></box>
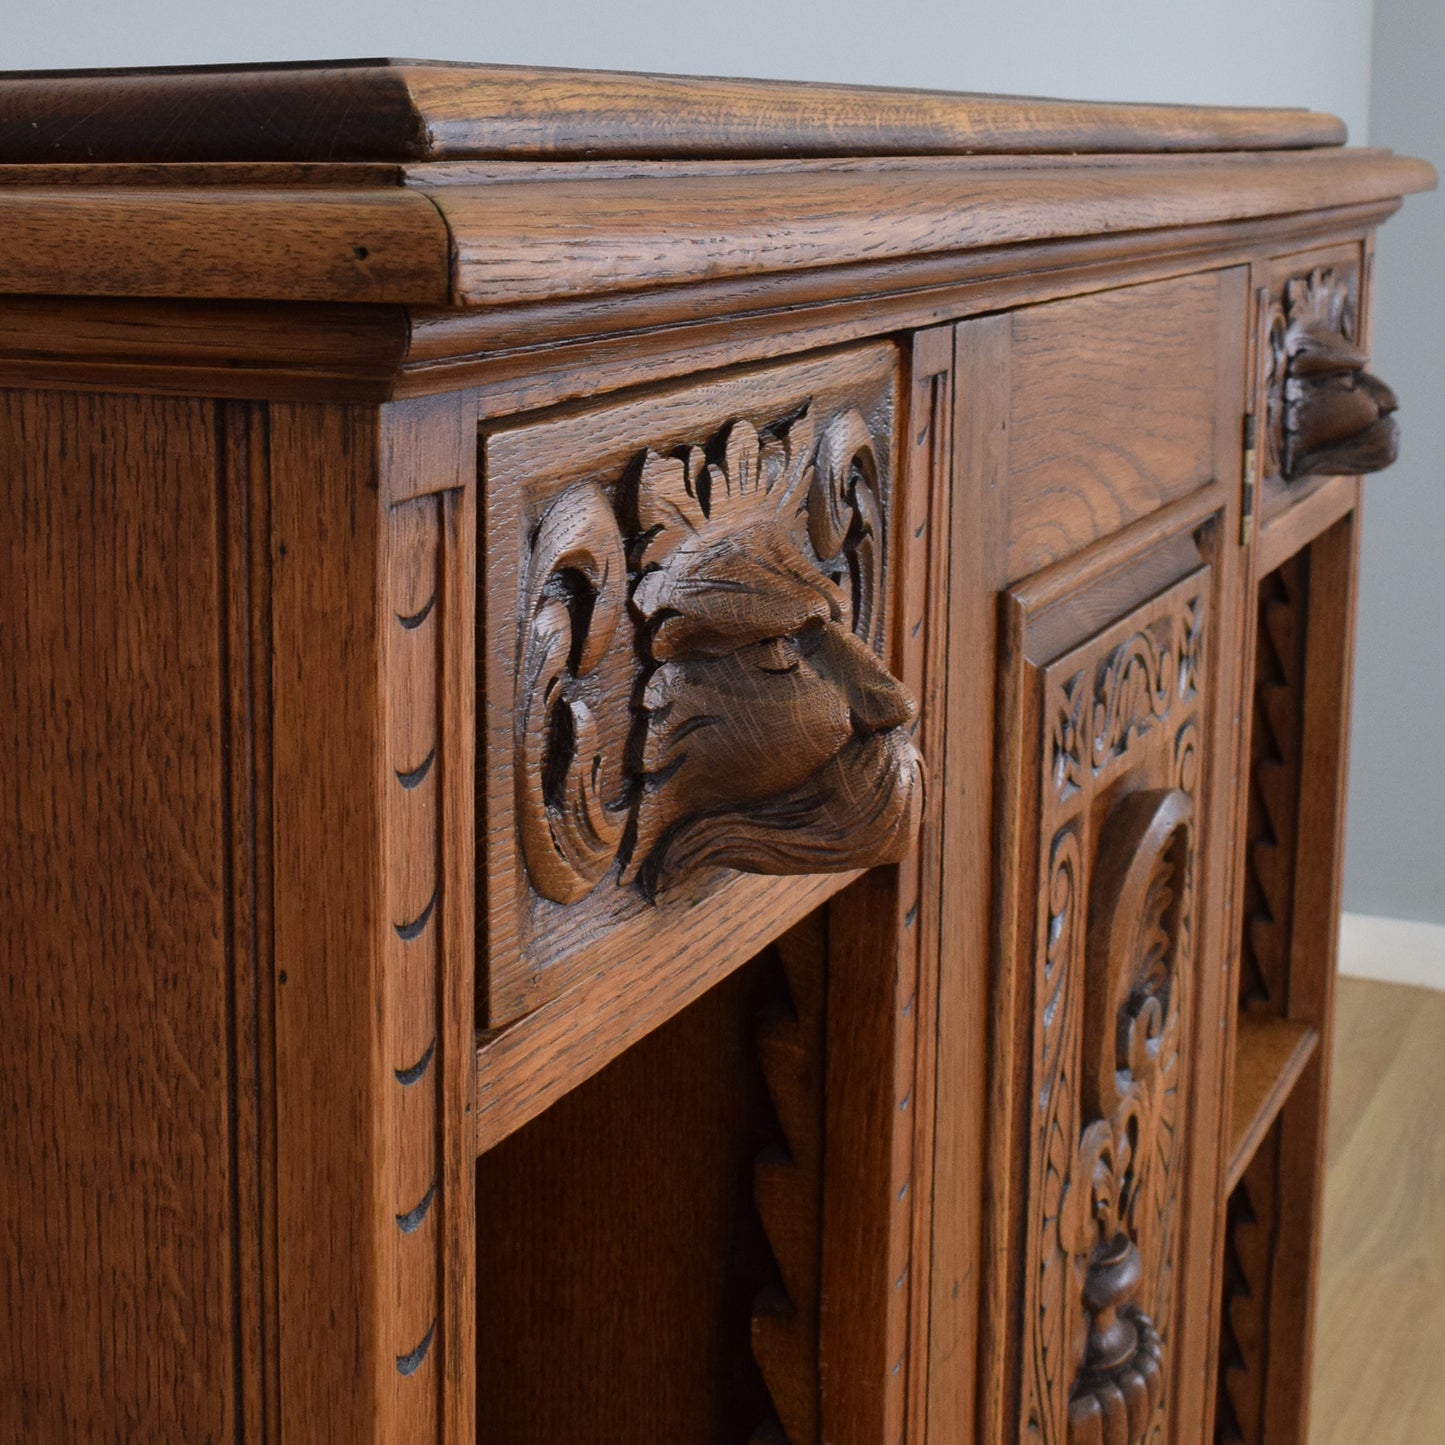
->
<box><xmin>1265</xmin><ymin>266</ymin><xmax>1399</xmax><ymax>481</ymax></box>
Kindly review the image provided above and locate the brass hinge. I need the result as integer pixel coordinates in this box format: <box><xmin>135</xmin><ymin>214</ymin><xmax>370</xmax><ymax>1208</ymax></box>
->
<box><xmin>1241</xmin><ymin>412</ymin><xmax>1257</xmax><ymax>546</ymax></box>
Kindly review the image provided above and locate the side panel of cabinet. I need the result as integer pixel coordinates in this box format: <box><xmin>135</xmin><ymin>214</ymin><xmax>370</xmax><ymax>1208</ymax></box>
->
<box><xmin>0</xmin><ymin>391</ymin><xmax>247</xmax><ymax>1442</ymax></box>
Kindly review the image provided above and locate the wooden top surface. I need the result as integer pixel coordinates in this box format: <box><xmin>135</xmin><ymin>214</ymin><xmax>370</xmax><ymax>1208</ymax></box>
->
<box><xmin>0</xmin><ymin>58</ymin><xmax>1348</xmax><ymax>163</ymax></box>
<box><xmin>0</xmin><ymin>61</ymin><xmax>1433</xmax><ymax>309</ymax></box>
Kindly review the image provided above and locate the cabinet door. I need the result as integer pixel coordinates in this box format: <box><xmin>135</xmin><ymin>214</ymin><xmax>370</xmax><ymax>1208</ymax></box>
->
<box><xmin>999</xmin><ymin>540</ymin><xmax>1211</xmax><ymax>1445</ymax></box>
<box><xmin>953</xmin><ymin>271</ymin><xmax>1249</xmax><ymax>1445</ymax></box>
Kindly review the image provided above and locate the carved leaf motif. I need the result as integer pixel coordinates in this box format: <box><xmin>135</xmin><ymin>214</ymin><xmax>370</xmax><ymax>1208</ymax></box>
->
<box><xmin>516</xmin><ymin>482</ymin><xmax>629</xmax><ymax>905</ymax></box>
<box><xmin>1091</xmin><ymin>629</ymin><xmax>1174</xmax><ymax>772</ymax></box>
<box><xmin>1051</xmin><ymin>672</ymin><xmax>1087</xmax><ymax>803</ymax></box>
<box><xmin>1023</xmin><ymin>570</ymin><xmax>1205</xmax><ymax>1445</ymax></box>
<box><xmin>1030</xmin><ymin>824</ymin><xmax>1084</xmax><ymax>1445</ymax></box>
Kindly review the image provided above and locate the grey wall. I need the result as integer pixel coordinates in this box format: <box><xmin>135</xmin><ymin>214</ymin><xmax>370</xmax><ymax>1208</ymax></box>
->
<box><xmin>5</xmin><ymin>0</ymin><xmax>1374</xmax><ymax>143</ymax></box>
<box><xmin>1343</xmin><ymin>0</ymin><xmax>1445</xmax><ymax>925</ymax></box>
<box><xmin>22</xmin><ymin>0</ymin><xmax>1437</xmax><ymax>916</ymax></box>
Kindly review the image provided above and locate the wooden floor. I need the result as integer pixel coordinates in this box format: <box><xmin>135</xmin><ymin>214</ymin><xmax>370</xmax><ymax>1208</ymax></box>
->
<box><xmin>1310</xmin><ymin>976</ymin><xmax>1445</xmax><ymax>1444</ymax></box>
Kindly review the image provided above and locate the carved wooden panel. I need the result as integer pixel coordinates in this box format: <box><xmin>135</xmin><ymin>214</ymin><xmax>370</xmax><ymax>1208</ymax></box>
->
<box><xmin>266</xmin><ymin>397</ymin><xmax>476</xmax><ymax>1445</ymax></box>
<box><xmin>481</xmin><ymin>346</ymin><xmax>920</xmax><ymax>1024</ymax></box>
<box><xmin>1000</xmin><ymin>541</ymin><xmax>1213</xmax><ymax>1445</ymax></box>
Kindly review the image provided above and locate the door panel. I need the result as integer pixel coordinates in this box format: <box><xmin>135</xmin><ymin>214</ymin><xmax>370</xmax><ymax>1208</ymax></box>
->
<box><xmin>1004</xmin><ymin>554</ymin><xmax>1208</xmax><ymax>1445</ymax></box>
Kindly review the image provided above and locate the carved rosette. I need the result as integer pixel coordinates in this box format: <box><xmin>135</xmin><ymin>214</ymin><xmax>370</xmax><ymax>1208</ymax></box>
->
<box><xmin>1263</xmin><ymin>266</ymin><xmax>1399</xmax><ymax>482</ymax></box>
<box><xmin>515</xmin><ymin>401</ymin><xmax>924</xmax><ymax>904</ymax></box>
<box><xmin>1022</xmin><ymin>570</ymin><xmax>1206</xmax><ymax>1445</ymax></box>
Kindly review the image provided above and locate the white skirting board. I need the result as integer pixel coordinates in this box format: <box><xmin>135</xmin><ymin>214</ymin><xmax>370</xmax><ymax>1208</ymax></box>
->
<box><xmin>1338</xmin><ymin>912</ymin><xmax>1445</xmax><ymax>992</ymax></box>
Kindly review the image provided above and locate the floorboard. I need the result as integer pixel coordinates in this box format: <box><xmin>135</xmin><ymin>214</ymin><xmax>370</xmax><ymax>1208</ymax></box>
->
<box><xmin>1310</xmin><ymin>976</ymin><xmax>1445</xmax><ymax>1444</ymax></box>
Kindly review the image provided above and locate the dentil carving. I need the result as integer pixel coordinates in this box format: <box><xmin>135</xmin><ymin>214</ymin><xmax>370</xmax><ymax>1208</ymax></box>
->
<box><xmin>1264</xmin><ymin>266</ymin><xmax>1399</xmax><ymax>481</ymax></box>
<box><xmin>517</xmin><ymin>403</ymin><xmax>924</xmax><ymax>904</ymax></box>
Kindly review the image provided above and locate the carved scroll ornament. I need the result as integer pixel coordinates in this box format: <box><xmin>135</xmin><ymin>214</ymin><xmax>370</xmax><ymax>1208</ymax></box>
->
<box><xmin>1025</xmin><ymin>571</ymin><xmax>1204</xmax><ymax>1445</ymax></box>
<box><xmin>517</xmin><ymin>404</ymin><xmax>924</xmax><ymax>904</ymax></box>
<box><xmin>1065</xmin><ymin>787</ymin><xmax>1191</xmax><ymax>1445</ymax></box>
<box><xmin>1265</xmin><ymin>266</ymin><xmax>1399</xmax><ymax>481</ymax></box>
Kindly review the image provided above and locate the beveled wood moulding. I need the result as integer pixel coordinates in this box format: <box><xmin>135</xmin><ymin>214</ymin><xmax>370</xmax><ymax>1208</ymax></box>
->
<box><xmin>0</xmin><ymin>58</ymin><xmax>1432</xmax><ymax>1445</ymax></box>
<box><xmin>0</xmin><ymin>58</ymin><xmax>1348</xmax><ymax>164</ymax></box>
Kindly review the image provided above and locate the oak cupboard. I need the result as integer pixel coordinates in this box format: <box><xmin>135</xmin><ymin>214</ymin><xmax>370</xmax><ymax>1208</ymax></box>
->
<box><xmin>0</xmin><ymin>59</ymin><xmax>1431</xmax><ymax>1445</ymax></box>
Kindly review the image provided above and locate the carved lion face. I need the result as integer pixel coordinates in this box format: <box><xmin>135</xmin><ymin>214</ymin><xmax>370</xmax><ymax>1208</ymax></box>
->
<box><xmin>623</xmin><ymin>406</ymin><xmax>923</xmax><ymax>895</ymax></box>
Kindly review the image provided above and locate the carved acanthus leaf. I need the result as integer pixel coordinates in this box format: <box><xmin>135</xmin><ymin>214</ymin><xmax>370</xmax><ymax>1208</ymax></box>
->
<box><xmin>516</xmin><ymin>482</ymin><xmax>629</xmax><ymax>906</ymax></box>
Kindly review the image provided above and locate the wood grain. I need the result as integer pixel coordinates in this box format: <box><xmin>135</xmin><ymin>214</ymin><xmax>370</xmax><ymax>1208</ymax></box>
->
<box><xmin>1311</xmin><ymin>979</ymin><xmax>1445</xmax><ymax>1445</ymax></box>
<box><xmin>1004</xmin><ymin>270</ymin><xmax>1234</xmax><ymax>580</ymax></box>
<box><xmin>1</xmin><ymin>148</ymin><xmax>1417</xmax><ymax>311</ymax></box>
<box><xmin>924</xmin><ymin>313</ymin><xmax>1008</xmax><ymax>1444</ymax></box>
<box><xmin>479</xmin><ymin>345</ymin><xmax>905</xmax><ymax>1026</ymax></box>
<box><xmin>436</xmin><ymin>152</ymin><xmax>1433</xmax><ymax>308</ymax></box>
<box><xmin>0</xmin><ymin>207</ymin><xmax>1398</xmax><ymax>410</ymax></box>
<box><xmin>900</xmin><ymin>325</ymin><xmax>957</xmax><ymax>1445</ymax></box>
<box><xmin>1212</xmin><ymin>500</ymin><xmax>1363</xmax><ymax>1445</ymax></box>
<box><xmin>1227</xmin><ymin>1016</ymin><xmax>1320</xmax><ymax>1192</ymax></box>
<box><xmin>0</xmin><ymin>186</ymin><xmax>449</xmax><ymax>303</ymax></box>
<box><xmin>0</xmin><ymin>62</ymin><xmax>1429</xmax><ymax>1445</ymax></box>
<box><xmin>268</xmin><ymin>396</ymin><xmax>475</xmax><ymax>1445</ymax></box>
<box><xmin>0</xmin><ymin>390</ymin><xmax>239</xmax><ymax>1440</ymax></box>
<box><xmin>473</xmin><ymin>869</ymin><xmax>855</xmax><ymax>1154</ymax></box>
<box><xmin>268</xmin><ymin>403</ymin><xmax>387</xmax><ymax>1442</ymax></box>
<box><xmin>0</xmin><ymin>60</ymin><xmax>1346</xmax><ymax>165</ymax></box>
<box><xmin>1167</xmin><ymin>269</ymin><xmax>1250</xmax><ymax>1445</ymax></box>
<box><xmin>821</xmin><ymin>868</ymin><xmax>916</xmax><ymax>1445</ymax></box>
<box><xmin>474</xmin><ymin>949</ymin><xmax>791</xmax><ymax>1444</ymax></box>
<box><xmin>1261</xmin><ymin>510</ymin><xmax>1361</xmax><ymax>1445</ymax></box>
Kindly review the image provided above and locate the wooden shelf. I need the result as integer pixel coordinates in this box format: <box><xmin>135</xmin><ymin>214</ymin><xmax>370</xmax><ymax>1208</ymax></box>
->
<box><xmin>1226</xmin><ymin>1013</ymin><xmax>1321</xmax><ymax>1193</ymax></box>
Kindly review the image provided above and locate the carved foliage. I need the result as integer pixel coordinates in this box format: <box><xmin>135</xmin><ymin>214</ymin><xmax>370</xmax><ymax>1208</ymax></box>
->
<box><xmin>516</xmin><ymin>483</ymin><xmax>629</xmax><ymax>905</ymax></box>
<box><xmin>1023</xmin><ymin>572</ymin><xmax>1205</xmax><ymax>1445</ymax></box>
<box><xmin>1263</xmin><ymin>266</ymin><xmax>1399</xmax><ymax>482</ymax></box>
<box><xmin>516</xmin><ymin>402</ymin><xmax>923</xmax><ymax>903</ymax></box>
<box><xmin>1050</xmin><ymin>604</ymin><xmax>1197</xmax><ymax>804</ymax></box>
<box><xmin>1031</xmin><ymin>825</ymin><xmax>1086</xmax><ymax>1445</ymax></box>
